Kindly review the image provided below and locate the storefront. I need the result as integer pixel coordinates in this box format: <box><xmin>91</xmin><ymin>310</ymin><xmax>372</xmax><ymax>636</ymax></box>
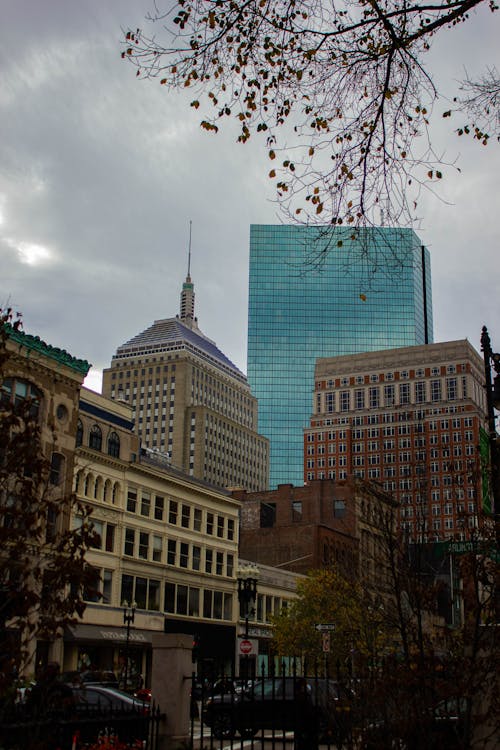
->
<box><xmin>63</xmin><ymin>623</ymin><xmax>158</xmax><ymax>688</ymax></box>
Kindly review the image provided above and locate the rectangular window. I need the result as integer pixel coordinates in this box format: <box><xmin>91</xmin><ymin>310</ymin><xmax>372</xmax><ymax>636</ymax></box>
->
<box><xmin>227</xmin><ymin>519</ymin><xmax>235</xmax><ymax>540</ymax></box>
<box><xmin>399</xmin><ymin>383</ymin><xmax>410</xmax><ymax>405</ymax></box>
<box><xmin>138</xmin><ymin>532</ymin><xmax>149</xmax><ymax>559</ymax></box>
<box><xmin>189</xmin><ymin>587</ymin><xmax>200</xmax><ymax>617</ymax></box>
<box><xmin>217</xmin><ymin>516</ymin><xmax>225</xmax><ymax>538</ymax></box>
<box><xmin>140</xmin><ymin>492</ymin><xmax>151</xmax><ymax>517</ymax></box>
<box><xmin>164</xmin><ymin>582</ymin><xmax>175</xmax><ymax>612</ymax></box>
<box><xmin>369</xmin><ymin>387</ymin><xmax>380</xmax><ymax>409</ymax></box>
<box><xmin>154</xmin><ymin>495</ymin><xmax>164</xmax><ymax>520</ymax></box>
<box><xmin>355</xmin><ymin>389</ymin><xmax>365</xmax><ymax>410</ymax></box>
<box><xmin>152</xmin><ymin>535</ymin><xmax>162</xmax><ymax>562</ymax></box>
<box><xmin>447</xmin><ymin>377</ymin><xmax>458</xmax><ymax>400</ymax></box>
<box><xmin>216</xmin><ymin>552</ymin><xmax>224</xmax><ymax>575</ymax></box>
<box><xmin>384</xmin><ymin>384</ymin><xmax>395</xmax><ymax>406</ymax></box>
<box><xmin>193</xmin><ymin>508</ymin><xmax>202</xmax><ymax>532</ymax></box>
<box><xmin>135</xmin><ymin>577</ymin><xmax>147</xmax><ymax>609</ymax></box>
<box><xmin>340</xmin><ymin>391</ymin><xmax>350</xmax><ymax>412</ymax></box>
<box><xmin>415</xmin><ymin>382</ymin><xmax>426</xmax><ymax>403</ymax></box>
<box><xmin>148</xmin><ymin>579</ymin><xmax>160</xmax><ymax>611</ymax></box>
<box><xmin>205</xmin><ymin>549</ymin><xmax>213</xmax><ymax>574</ymax></box>
<box><xmin>126</xmin><ymin>490</ymin><xmax>137</xmax><ymax>513</ymax></box>
<box><xmin>167</xmin><ymin>539</ymin><xmax>176</xmax><ymax>565</ymax></box>
<box><xmin>168</xmin><ymin>500</ymin><xmax>178</xmax><ymax>525</ymax></box>
<box><xmin>104</xmin><ymin>524</ymin><xmax>115</xmax><ymax>552</ymax></box>
<box><xmin>102</xmin><ymin>569</ymin><xmax>112</xmax><ymax>605</ymax></box>
<box><xmin>431</xmin><ymin>380</ymin><xmax>442</xmax><ymax>402</ymax></box>
<box><xmin>206</xmin><ymin>513</ymin><xmax>214</xmax><ymax>535</ymax></box>
<box><xmin>180</xmin><ymin>542</ymin><xmax>189</xmax><ymax>568</ymax></box>
<box><xmin>181</xmin><ymin>504</ymin><xmax>191</xmax><ymax>528</ymax></box>
<box><xmin>124</xmin><ymin>528</ymin><xmax>135</xmax><ymax>556</ymax></box>
<box><xmin>177</xmin><ymin>585</ymin><xmax>188</xmax><ymax>615</ymax></box>
<box><xmin>192</xmin><ymin>545</ymin><xmax>201</xmax><ymax>571</ymax></box>
<box><xmin>292</xmin><ymin>500</ymin><xmax>302</xmax><ymax>521</ymax></box>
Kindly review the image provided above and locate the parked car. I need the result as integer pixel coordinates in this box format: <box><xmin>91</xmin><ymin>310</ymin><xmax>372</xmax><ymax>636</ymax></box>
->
<box><xmin>360</xmin><ymin>697</ymin><xmax>467</xmax><ymax>749</ymax></box>
<box><xmin>202</xmin><ymin>676</ymin><xmax>352</xmax><ymax>742</ymax></box>
<box><xmin>60</xmin><ymin>670</ymin><xmax>119</xmax><ymax>688</ymax></box>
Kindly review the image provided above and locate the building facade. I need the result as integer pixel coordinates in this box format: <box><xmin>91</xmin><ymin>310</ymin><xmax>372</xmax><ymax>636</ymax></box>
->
<box><xmin>102</xmin><ymin>273</ymin><xmax>269</xmax><ymax>491</ymax></box>
<box><xmin>1</xmin><ymin>322</ymin><xmax>90</xmax><ymax>671</ymax></box>
<box><xmin>304</xmin><ymin>340</ymin><xmax>488</xmax><ymax>540</ymax></box>
<box><xmin>233</xmin><ymin>478</ymin><xmax>396</xmax><ymax>590</ymax></box>
<box><xmin>247</xmin><ymin>225</ymin><xmax>433</xmax><ymax>488</ymax></box>
<box><xmin>69</xmin><ymin>387</ymin><xmax>242</xmax><ymax>682</ymax></box>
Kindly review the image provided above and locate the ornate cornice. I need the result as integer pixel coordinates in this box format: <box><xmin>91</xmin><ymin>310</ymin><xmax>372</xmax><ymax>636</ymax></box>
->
<box><xmin>4</xmin><ymin>323</ymin><xmax>91</xmax><ymax>376</ymax></box>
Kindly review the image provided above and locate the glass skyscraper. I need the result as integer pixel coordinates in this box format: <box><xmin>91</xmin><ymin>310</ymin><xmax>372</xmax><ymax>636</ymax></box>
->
<box><xmin>247</xmin><ymin>225</ymin><xmax>433</xmax><ymax>488</ymax></box>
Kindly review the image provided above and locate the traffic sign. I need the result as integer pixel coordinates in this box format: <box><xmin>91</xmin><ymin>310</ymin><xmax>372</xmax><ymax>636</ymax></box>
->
<box><xmin>315</xmin><ymin>623</ymin><xmax>336</xmax><ymax>631</ymax></box>
<box><xmin>240</xmin><ymin>638</ymin><xmax>253</xmax><ymax>656</ymax></box>
<box><xmin>322</xmin><ymin>633</ymin><xmax>331</xmax><ymax>653</ymax></box>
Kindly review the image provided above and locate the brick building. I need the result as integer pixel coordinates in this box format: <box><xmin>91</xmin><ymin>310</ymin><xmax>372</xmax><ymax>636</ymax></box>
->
<box><xmin>232</xmin><ymin>479</ymin><xmax>396</xmax><ymax>585</ymax></box>
<box><xmin>304</xmin><ymin>340</ymin><xmax>488</xmax><ymax>541</ymax></box>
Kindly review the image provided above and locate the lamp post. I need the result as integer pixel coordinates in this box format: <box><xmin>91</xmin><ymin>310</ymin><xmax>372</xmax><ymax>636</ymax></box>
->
<box><xmin>122</xmin><ymin>599</ymin><xmax>136</xmax><ymax>692</ymax></box>
<box><xmin>237</xmin><ymin>563</ymin><xmax>259</xmax><ymax>678</ymax></box>
<box><xmin>480</xmin><ymin>326</ymin><xmax>500</xmax><ymax>523</ymax></box>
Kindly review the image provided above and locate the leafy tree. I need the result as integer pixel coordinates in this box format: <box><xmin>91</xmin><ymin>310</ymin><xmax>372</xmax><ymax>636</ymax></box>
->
<box><xmin>122</xmin><ymin>0</ymin><xmax>499</xmax><ymax>231</ymax></box>
<box><xmin>0</xmin><ymin>309</ymin><xmax>97</xmax><ymax>706</ymax></box>
<box><xmin>271</xmin><ymin>568</ymin><xmax>394</xmax><ymax>672</ymax></box>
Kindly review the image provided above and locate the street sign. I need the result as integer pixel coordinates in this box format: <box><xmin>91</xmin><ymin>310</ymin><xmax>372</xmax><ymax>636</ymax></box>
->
<box><xmin>322</xmin><ymin>633</ymin><xmax>330</xmax><ymax>653</ymax></box>
<box><xmin>238</xmin><ymin>638</ymin><xmax>257</xmax><ymax>656</ymax></box>
<box><xmin>315</xmin><ymin>623</ymin><xmax>336</xmax><ymax>632</ymax></box>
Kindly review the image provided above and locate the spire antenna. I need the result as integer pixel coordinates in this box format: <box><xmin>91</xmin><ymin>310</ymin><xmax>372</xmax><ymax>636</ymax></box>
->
<box><xmin>187</xmin><ymin>220</ymin><xmax>192</xmax><ymax>278</ymax></box>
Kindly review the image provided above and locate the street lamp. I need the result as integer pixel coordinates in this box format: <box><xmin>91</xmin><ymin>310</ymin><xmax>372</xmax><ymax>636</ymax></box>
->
<box><xmin>237</xmin><ymin>563</ymin><xmax>259</xmax><ymax>639</ymax></box>
<box><xmin>122</xmin><ymin>599</ymin><xmax>136</xmax><ymax>692</ymax></box>
<box><xmin>480</xmin><ymin>326</ymin><xmax>500</xmax><ymax>521</ymax></box>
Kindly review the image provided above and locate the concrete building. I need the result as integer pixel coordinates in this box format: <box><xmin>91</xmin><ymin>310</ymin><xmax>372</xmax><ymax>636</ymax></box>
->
<box><xmin>304</xmin><ymin>340</ymin><xmax>489</xmax><ymax>540</ymax></box>
<box><xmin>103</xmin><ymin>272</ymin><xmax>269</xmax><ymax>492</ymax></box>
<box><xmin>247</xmin><ymin>225</ymin><xmax>433</xmax><ymax>488</ymax></box>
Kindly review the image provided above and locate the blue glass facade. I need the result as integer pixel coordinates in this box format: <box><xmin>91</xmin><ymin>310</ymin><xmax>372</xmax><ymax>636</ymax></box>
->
<box><xmin>247</xmin><ymin>225</ymin><xmax>433</xmax><ymax>488</ymax></box>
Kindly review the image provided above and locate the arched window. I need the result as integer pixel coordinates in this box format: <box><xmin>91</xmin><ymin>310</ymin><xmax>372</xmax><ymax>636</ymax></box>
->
<box><xmin>103</xmin><ymin>479</ymin><xmax>112</xmax><ymax>503</ymax></box>
<box><xmin>76</xmin><ymin>419</ymin><xmax>84</xmax><ymax>447</ymax></box>
<box><xmin>107</xmin><ymin>431</ymin><xmax>120</xmax><ymax>458</ymax></box>
<box><xmin>112</xmin><ymin>482</ymin><xmax>119</xmax><ymax>505</ymax></box>
<box><xmin>94</xmin><ymin>476</ymin><xmax>103</xmax><ymax>500</ymax></box>
<box><xmin>1</xmin><ymin>377</ymin><xmax>42</xmax><ymax>419</ymax></box>
<box><xmin>75</xmin><ymin>471</ymin><xmax>83</xmax><ymax>494</ymax></box>
<box><xmin>89</xmin><ymin>424</ymin><xmax>102</xmax><ymax>451</ymax></box>
<box><xmin>84</xmin><ymin>473</ymin><xmax>93</xmax><ymax>497</ymax></box>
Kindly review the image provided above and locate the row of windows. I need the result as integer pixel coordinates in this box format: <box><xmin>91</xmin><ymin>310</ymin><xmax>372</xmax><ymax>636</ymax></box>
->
<box><xmin>318</xmin><ymin>377</ymin><xmax>465</xmax><ymax>414</ymax></box>
<box><xmin>123</xmin><ymin>528</ymin><xmax>234</xmax><ymax>575</ymax></box>
<box><xmin>126</xmin><ymin>490</ymin><xmax>236</xmax><ymax>539</ymax></box>
<box><xmin>85</xmin><ymin>569</ymin><xmax>233</xmax><ymax>622</ymax></box>
<box><xmin>76</xmin><ymin>420</ymin><xmax>120</xmax><ymax>458</ymax></box>
<box><xmin>319</xmin><ymin>364</ymin><xmax>462</xmax><ymax>390</ymax></box>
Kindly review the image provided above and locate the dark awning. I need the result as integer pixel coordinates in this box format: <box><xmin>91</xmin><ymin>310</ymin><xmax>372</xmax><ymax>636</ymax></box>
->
<box><xmin>64</xmin><ymin>623</ymin><xmax>157</xmax><ymax>645</ymax></box>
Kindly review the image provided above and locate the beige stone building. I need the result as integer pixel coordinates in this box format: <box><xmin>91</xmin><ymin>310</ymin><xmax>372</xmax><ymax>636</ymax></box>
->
<box><xmin>304</xmin><ymin>340</ymin><xmax>488</xmax><ymax>541</ymax></box>
<box><xmin>102</xmin><ymin>273</ymin><xmax>269</xmax><ymax>491</ymax></box>
<box><xmin>68</xmin><ymin>387</ymin><xmax>242</xmax><ymax>681</ymax></box>
<box><xmin>1</xmin><ymin>323</ymin><xmax>90</xmax><ymax>669</ymax></box>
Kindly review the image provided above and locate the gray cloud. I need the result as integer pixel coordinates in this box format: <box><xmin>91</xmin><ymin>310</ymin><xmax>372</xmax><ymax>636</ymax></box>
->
<box><xmin>1</xmin><ymin>0</ymin><xmax>499</xmax><ymax>386</ymax></box>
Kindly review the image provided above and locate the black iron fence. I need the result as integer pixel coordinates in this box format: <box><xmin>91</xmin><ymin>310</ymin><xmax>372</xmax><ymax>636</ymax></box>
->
<box><xmin>190</xmin><ymin>662</ymin><xmax>355</xmax><ymax>749</ymax></box>
<box><xmin>0</xmin><ymin>699</ymin><xmax>163</xmax><ymax>750</ymax></box>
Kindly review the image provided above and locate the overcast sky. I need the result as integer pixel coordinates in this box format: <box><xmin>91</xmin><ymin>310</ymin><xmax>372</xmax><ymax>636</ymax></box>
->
<box><xmin>2</xmin><ymin>0</ymin><xmax>499</xmax><ymax>393</ymax></box>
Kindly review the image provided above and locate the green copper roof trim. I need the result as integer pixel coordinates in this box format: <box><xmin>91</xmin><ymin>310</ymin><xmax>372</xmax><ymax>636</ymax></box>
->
<box><xmin>5</xmin><ymin>324</ymin><xmax>91</xmax><ymax>376</ymax></box>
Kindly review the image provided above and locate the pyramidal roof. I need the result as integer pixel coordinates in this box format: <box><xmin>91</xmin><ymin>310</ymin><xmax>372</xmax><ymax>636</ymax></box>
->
<box><xmin>112</xmin><ymin>268</ymin><xmax>246</xmax><ymax>383</ymax></box>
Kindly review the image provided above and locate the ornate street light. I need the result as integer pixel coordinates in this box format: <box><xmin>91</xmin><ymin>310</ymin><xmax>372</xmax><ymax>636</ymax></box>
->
<box><xmin>122</xmin><ymin>599</ymin><xmax>136</xmax><ymax>692</ymax></box>
<box><xmin>480</xmin><ymin>326</ymin><xmax>500</xmax><ymax>521</ymax></box>
<box><xmin>237</xmin><ymin>563</ymin><xmax>259</xmax><ymax>639</ymax></box>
